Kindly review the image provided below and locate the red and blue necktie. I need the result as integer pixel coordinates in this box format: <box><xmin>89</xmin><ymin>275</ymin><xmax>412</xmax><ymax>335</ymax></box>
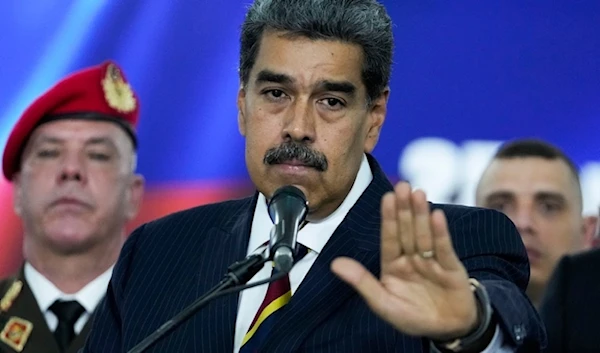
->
<box><xmin>239</xmin><ymin>244</ymin><xmax>309</xmax><ymax>352</ymax></box>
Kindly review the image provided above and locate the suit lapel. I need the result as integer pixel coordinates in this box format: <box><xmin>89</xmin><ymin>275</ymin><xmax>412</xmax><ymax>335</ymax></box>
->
<box><xmin>0</xmin><ymin>271</ymin><xmax>60</xmax><ymax>353</ymax></box>
<box><xmin>193</xmin><ymin>195</ymin><xmax>257</xmax><ymax>353</ymax></box>
<box><xmin>262</xmin><ymin>155</ymin><xmax>394</xmax><ymax>352</ymax></box>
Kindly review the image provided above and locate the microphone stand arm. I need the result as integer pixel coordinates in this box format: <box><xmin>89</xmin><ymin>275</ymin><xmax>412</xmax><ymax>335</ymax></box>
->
<box><xmin>127</xmin><ymin>254</ymin><xmax>267</xmax><ymax>353</ymax></box>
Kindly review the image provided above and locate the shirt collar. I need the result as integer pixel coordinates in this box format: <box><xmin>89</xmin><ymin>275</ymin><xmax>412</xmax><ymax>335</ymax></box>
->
<box><xmin>248</xmin><ymin>153</ymin><xmax>373</xmax><ymax>255</ymax></box>
<box><xmin>24</xmin><ymin>262</ymin><xmax>113</xmax><ymax>314</ymax></box>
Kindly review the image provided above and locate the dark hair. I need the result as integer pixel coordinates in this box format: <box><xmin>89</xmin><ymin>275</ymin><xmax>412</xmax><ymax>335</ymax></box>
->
<box><xmin>494</xmin><ymin>138</ymin><xmax>580</xmax><ymax>184</ymax></box>
<box><xmin>239</xmin><ymin>0</ymin><xmax>393</xmax><ymax>105</ymax></box>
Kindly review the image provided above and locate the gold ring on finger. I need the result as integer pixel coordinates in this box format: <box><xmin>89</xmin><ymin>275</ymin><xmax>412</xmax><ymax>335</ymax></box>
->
<box><xmin>420</xmin><ymin>250</ymin><xmax>435</xmax><ymax>259</ymax></box>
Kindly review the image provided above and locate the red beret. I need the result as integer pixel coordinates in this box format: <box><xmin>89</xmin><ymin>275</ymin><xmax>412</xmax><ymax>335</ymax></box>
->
<box><xmin>2</xmin><ymin>60</ymin><xmax>140</xmax><ymax>181</ymax></box>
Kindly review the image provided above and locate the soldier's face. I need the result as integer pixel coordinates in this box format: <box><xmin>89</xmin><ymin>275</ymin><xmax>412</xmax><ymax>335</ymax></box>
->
<box><xmin>237</xmin><ymin>31</ymin><xmax>388</xmax><ymax>220</ymax></box>
<box><xmin>13</xmin><ymin>119</ymin><xmax>144</xmax><ymax>255</ymax></box>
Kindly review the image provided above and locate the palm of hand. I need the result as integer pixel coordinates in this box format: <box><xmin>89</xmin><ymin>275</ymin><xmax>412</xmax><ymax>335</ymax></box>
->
<box><xmin>332</xmin><ymin>182</ymin><xmax>478</xmax><ymax>340</ymax></box>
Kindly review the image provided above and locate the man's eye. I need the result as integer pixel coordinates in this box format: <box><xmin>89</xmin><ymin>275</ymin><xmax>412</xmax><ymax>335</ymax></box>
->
<box><xmin>488</xmin><ymin>202</ymin><xmax>507</xmax><ymax>211</ymax></box>
<box><xmin>88</xmin><ymin>153</ymin><xmax>111</xmax><ymax>161</ymax></box>
<box><xmin>325</xmin><ymin>98</ymin><xmax>344</xmax><ymax>107</ymax></box>
<box><xmin>36</xmin><ymin>149</ymin><xmax>59</xmax><ymax>158</ymax></box>
<box><xmin>265</xmin><ymin>89</ymin><xmax>287</xmax><ymax>99</ymax></box>
<box><xmin>539</xmin><ymin>202</ymin><xmax>561</xmax><ymax>214</ymax></box>
<box><xmin>318</xmin><ymin>97</ymin><xmax>346</xmax><ymax>111</ymax></box>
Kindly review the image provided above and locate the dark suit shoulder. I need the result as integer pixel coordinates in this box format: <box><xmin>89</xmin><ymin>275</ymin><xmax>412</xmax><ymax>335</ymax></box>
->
<box><xmin>565</xmin><ymin>247</ymin><xmax>600</xmax><ymax>269</ymax></box>
<box><xmin>429</xmin><ymin>203</ymin><xmax>522</xmax><ymax>253</ymax></box>
<box><xmin>430</xmin><ymin>202</ymin><xmax>510</xmax><ymax>222</ymax></box>
<box><xmin>429</xmin><ymin>202</ymin><xmax>479</xmax><ymax>213</ymax></box>
<box><xmin>145</xmin><ymin>196</ymin><xmax>254</xmax><ymax>230</ymax></box>
<box><xmin>539</xmin><ymin>246</ymin><xmax>600</xmax><ymax>352</ymax></box>
<box><xmin>131</xmin><ymin>195</ymin><xmax>255</xmax><ymax>244</ymax></box>
<box><xmin>556</xmin><ymin>248</ymin><xmax>600</xmax><ymax>294</ymax></box>
<box><xmin>114</xmin><ymin>195</ymin><xmax>256</xmax><ymax>291</ymax></box>
<box><xmin>538</xmin><ymin>248</ymin><xmax>600</xmax><ymax>284</ymax></box>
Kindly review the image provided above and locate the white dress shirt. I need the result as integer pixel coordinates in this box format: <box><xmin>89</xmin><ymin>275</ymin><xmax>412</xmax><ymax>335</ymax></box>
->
<box><xmin>233</xmin><ymin>154</ymin><xmax>512</xmax><ymax>352</ymax></box>
<box><xmin>24</xmin><ymin>262</ymin><xmax>113</xmax><ymax>334</ymax></box>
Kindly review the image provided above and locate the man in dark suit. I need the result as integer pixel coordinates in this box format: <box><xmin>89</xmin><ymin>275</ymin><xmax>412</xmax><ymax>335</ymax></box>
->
<box><xmin>0</xmin><ymin>61</ymin><xmax>144</xmax><ymax>353</ymax></box>
<box><xmin>83</xmin><ymin>0</ymin><xmax>545</xmax><ymax>352</ymax></box>
<box><xmin>539</xmin><ymin>235</ymin><xmax>600</xmax><ymax>352</ymax></box>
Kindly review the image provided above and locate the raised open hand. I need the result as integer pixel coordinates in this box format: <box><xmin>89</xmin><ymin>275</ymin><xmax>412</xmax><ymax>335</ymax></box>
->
<box><xmin>331</xmin><ymin>182</ymin><xmax>478</xmax><ymax>341</ymax></box>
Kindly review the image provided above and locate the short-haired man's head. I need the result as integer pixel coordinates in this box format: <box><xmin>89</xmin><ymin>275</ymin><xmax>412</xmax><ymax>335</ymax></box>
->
<box><xmin>486</xmin><ymin>138</ymin><xmax>583</xmax><ymax>208</ymax></box>
<box><xmin>478</xmin><ymin>138</ymin><xmax>583</xmax><ymax>211</ymax></box>
<box><xmin>239</xmin><ymin>0</ymin><xmax>393</xmax><ymax>105</ymax></box>
<box><xmin>494</xmin><ymin>138</ymin><xmax>580</xmax><ymax>188</ymax></box>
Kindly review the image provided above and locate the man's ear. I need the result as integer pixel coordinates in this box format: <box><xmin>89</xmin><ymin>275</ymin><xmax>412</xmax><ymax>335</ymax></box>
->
<box><xmin>364</xmin><ymin>88</ymin><xmax>390</xmax><ymax>153</ymax></box>
<box><xmin>583</xmin><ymin>215</ymin><xmax>599</xmax><ymax>249</ymax></box>
<box><xmin>125</xmin><ymin>174</ymin><xmax>145</xmax><ymax>221</ymax></box>
<box><xmin>238</xmin><ymin>85</ymin><xmax>247</xmax><ymax>137</ymax></box>
<box><xmin>12</xmin><ymin>173</ymin><xmax>22</xmax><ymax>216</ymax></box>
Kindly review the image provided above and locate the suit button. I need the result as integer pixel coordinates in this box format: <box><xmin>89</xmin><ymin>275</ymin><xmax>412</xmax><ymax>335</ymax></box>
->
<box><xmin>514</xmin><ymin>324</ymin><xmax>526</xmax><ymax>342</ymax></box>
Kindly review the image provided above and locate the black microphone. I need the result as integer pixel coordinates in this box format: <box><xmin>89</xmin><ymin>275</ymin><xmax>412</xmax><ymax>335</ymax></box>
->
<box><xmin>267</xmin><ymin>185</ymin><xmax>309</xmax><ymax>273</ymax></box>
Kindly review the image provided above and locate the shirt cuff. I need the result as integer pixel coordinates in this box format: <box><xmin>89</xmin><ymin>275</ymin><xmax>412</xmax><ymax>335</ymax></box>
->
<box><xmin>431</xmin><ymin>324</ymin><xmax>516</xmax><ymax>353</ymax></box>
<box><xmin>479</xmin><ymin>324</ymin><xmax>515</xmax><ymax>353</ymax></box>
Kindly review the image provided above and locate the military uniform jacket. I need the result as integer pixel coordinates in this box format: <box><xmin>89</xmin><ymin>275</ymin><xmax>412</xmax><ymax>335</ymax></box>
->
<box><xmin>0</xmin><ymin>267</ymin><xmax>93</xmax><ymax>353</ymax></box>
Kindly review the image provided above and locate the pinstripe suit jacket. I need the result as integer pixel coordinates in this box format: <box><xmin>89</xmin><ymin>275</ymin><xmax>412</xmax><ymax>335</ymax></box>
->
<box><xmin>82</xmin><ymin>156</ymin><xmax>545</xmax><ymax>352</ymax></box>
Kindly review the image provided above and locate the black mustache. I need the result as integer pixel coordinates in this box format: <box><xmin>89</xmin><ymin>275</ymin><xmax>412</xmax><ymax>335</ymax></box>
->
<box><xmin>263</xmin><ymin>142</ymin><xmax>328</xmax><ymax>171</ymax></box>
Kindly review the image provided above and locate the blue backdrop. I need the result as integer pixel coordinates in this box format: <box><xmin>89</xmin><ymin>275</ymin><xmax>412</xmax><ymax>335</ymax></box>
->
<box><xmin>1</xmin><ymin>0</ymin><xmax>599</xmax><ymax>209</ymax></box>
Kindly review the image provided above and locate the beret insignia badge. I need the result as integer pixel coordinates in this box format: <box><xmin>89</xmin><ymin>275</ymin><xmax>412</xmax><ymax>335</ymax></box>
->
<box><xmin>102</xmin><ymin>63</ymin><xmax>136</xmax><ymax>113</ymax></box>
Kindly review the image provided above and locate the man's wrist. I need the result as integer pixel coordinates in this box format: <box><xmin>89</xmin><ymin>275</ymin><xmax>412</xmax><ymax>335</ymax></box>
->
<box><xmin>432</xmin><ymin>278</ymin><xmax>495</xmax><ymax>353</ymax></box>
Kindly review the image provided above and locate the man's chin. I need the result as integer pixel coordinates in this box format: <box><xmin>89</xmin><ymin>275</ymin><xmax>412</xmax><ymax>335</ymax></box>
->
<box><xmin>261</xmin><ymin>171</ymin><xmax>312</xmax><ymax>194</ymax></box>
<box><xmin>42</xmin><ymin>229</ymin><xmax>97</xmax><ymax>255</ymax></box>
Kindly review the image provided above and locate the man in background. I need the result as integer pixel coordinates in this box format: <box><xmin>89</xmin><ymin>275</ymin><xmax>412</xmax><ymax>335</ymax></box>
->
<box><xmin>475</xmin><ymin>138</ymin><xmax>592</xmax><ymax>307</ymax></box>
<box><xmin>539</xmin><ymin>207</ymin><xmax>600</xmax><ymax>352</ymax></box>
<box><xmin>0</xmin><ymin>61</ymin><xmax>144</xmax><ymax>353</ymax></box>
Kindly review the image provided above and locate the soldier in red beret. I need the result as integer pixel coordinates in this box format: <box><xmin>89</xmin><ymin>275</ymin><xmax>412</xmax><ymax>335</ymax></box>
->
<box><xmin>0</xmin><ymin>61</ymin><xmax>144</xmax><ymax>353</ymax></box>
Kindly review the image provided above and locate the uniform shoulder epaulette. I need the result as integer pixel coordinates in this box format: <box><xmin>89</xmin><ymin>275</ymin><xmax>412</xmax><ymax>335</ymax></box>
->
<box><xmin>0</xmin><ymin>280</ymin><xmax>22</xmax><ymax>312</ymax></box>
<box><xmin>0</xmin><ymin>279</ymin><xmax>32</xmax><ymax>351</ymax></box>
